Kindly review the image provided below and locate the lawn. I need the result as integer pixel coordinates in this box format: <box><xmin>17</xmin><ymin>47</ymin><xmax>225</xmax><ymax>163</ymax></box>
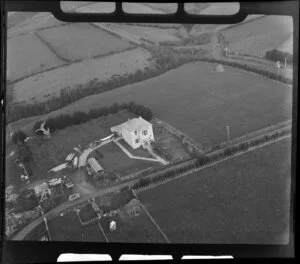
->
<box><xmin>48</xmin><ymin>211</ymin><xmax>106</xmax><ymax>242</ymax></box>
<box><xmin>96</xmin><ymin>142</ymin><xmax>157</xmax><ymax>177</ymax></box>
<box><xmin>37</xmin><ymin>23</ymin><xmax>134</xmax><ymax>62</ymax></box>
<box><xmin>7</xmin><ymin>33</ymin><xmax>64</xmax><ymax>82</ymax></box>
<box><xmin>12</xmin><ymin>47</ymin><xmax>153</xmax><ymax>103</ymax></box>
<box><xmin>138</xmin><ymin>138</ymin><xmax>292</xmax><ymax>244</ymax></box>
<box><xmin>222</xmin><ymin>15</ymin><xmax>293</xmax><ymax>56</ymax></box>
<box><xmin>118</xmin><ymin>139</ymin><xmax>153</xmax><ymax>158</ymax></box>
<box><xmin>99</xmin><ymin>209</ymin><xmax>166</xmax><ymax>243</ymax></box>
<box><xmin>16</xmin><ymin>61</ymin><xmax>292</xmax><ymax>148</ymax></box>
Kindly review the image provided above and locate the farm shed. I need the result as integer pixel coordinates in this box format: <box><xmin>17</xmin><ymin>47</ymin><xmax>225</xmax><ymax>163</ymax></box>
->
<box><xmin>87</xmin><ymin>157</ymin><xmax>104</xmax><ymax>175</ymax></box>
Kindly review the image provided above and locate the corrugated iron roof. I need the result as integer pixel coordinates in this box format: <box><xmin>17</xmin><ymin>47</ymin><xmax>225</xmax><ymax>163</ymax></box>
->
<box><xmin>88</xmin><ymin>157</ymin><xmax>103</xmax><ymax>173</ymax></box>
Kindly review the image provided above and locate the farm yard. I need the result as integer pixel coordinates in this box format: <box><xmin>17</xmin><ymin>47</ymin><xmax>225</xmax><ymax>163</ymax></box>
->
<box><xmin>221</xmin><ymin>15</ymin><xmax>293</xmax><ymax>56</ymax></box>
<box><xmin>37</xmin><ymin>23</ymin><xmax>135</xmax><ymax>62</ymax></box>
<box><xmin>138</xmin><ymin>138</ymin><xmax>292</xmax><ymax>244</ymax></box>
<box><xmin>7</xmin><ymin>33</ymin><xmax>65</xmax><ymax>83</ymax></box>
<box><xmin>11</xmin><ymin>47</ymin><xmax>153</xmax><ymax>103</ymax></box>
<box><xmin>12</xmin><ymin>61</ymin><xmax>292</xmax><ymax>148</ymax></box>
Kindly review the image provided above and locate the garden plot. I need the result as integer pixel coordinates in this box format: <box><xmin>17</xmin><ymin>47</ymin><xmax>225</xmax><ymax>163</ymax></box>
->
<box><xmin>99</xmin><ymin>209</ymin><xmax>166</xmax><ymax>243</ymax></box>
<box><xmin>37</xmin><ymin>23</ymin><xmax>134</xmax><ymax>62</ymax></box>
<box><xmin>48</xmin><ymin>211</ymin><xmax>106</xmax><ymax>242</ymax></box>
<box><xmin>222</xmin><ymin>15</ymin><xmax>293</xmax><ymax>56</ymax></box>
<box><xmin>7</xmin><ymin>33</ymin><xmax>64</xmax><ymax>83</ymax></box>
<box><xmin>139</xmin><ymin>138</ymin><xmax>292</xmax><ymax>244</ymax></box>
<box><xmin>12</xmin><ymin>48</ymin><xmax>153</xmax><ymax>103</ymax></box>
<box><xmin>116</xmin><ymin>24</ymin><xmax>181</xmax><ymax>43</ymax></box>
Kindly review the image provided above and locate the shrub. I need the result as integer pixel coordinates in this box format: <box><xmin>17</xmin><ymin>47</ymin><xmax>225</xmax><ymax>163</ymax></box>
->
<box><xmin>12</xmin><ymin>131</ymin><xmax>27</xmax><ymax>145</ymax></box>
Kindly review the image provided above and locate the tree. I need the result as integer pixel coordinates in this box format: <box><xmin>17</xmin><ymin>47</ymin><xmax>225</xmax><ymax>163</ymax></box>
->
<box><xmin>16</xmin><ymin>143</ymin><xmax>32</xmax><ymax>163</ymax></box>
<box><xmin>12</xmin><ymin>131</ymin><xmax>27</xmax><ymax>145</ymax></box>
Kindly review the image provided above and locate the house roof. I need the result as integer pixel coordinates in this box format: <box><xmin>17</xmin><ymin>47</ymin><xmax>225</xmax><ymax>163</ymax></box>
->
<box><xmin>123</xmin><ymin>198</ymin><xmax>141</xmax><ymax>211</ymax></box>
<box><xmin>111</xmin><ymin>116</ymin><xmax>152</xmax><ymax>132</ymax></box>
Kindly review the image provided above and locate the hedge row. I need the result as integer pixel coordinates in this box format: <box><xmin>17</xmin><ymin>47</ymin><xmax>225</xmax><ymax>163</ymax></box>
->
<box><xmin>32</xmin><ymin>101</ymin><xmax>153</xmax><ymax>134</ymax></box>
<box><xmin>132</xmin><ymin>129</ymin><xmax>290</xmax><ymax>190</ymax></box>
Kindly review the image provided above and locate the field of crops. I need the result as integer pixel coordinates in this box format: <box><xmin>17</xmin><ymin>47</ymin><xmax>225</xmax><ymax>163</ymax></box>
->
<box><xmin>222</xmin><ymin>15</ymin><xmax>293</xmax><ymax>56</ymax></box>
<box><xmin>17</xmin><ymin>61</ymin><xmax>292</xmax><ymax>148</ymax></box>
<box><xmin>37</xmin><ymin>23</ymin><xmax>134</xmax><ymax>62</ymax></box>
<box><xmin>12</xmin><ymin>47</ymin><xmax>153</xmax><ymax>103</ymax></box>
<box><xmin>139</xmin><ymin>138</ymin><xmax>292</xmax><ymax>244</ymax></box>
<box><xmin>7</xmin><ymin>33</ymin><xmax>64</xmax><ymax>82</ymax></box>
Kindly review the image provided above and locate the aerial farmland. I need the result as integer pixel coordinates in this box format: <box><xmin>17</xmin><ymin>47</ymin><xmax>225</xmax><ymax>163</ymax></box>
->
<box><xmin>5</xmin><ymin>2</ymin><xmax>293</xmax><ymax>247</ymax></box>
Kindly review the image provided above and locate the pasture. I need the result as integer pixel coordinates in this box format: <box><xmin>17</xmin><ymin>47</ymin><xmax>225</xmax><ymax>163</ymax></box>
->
<box><xmin>7</xmin><ymin>33</ymin><xmax>64</xmax><ymax>82</ymax></box>
<box><xmin>12</xmin><ymin>47</ymin><xmax>153</xmax><ymax>103</ymax></box>
<box><xmin>13</xmin><ymin>61</ymin><xmax>292</xmax><ymax>148</ymax></box>
<box><xmin>222</xmin><ymin>15</ymin><xmax>293</xmax><ymax>56</ymax></box>
<box><xmin>37</xmin><ymin>23</ymin><xmax>134</xmax><ymax>62</ymax></box>
<box><xmin>138</xmin><ymin>138</ymin><xmax>292</xmax><ymax>244</ymax></box>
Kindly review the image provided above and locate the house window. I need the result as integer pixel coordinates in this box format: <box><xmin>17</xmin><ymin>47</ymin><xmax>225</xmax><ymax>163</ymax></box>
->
<box><xmin>135</xmin><ymin>139</ymin><xmax>139</xmax><ymax>144</ymax></box>
<box><xmin>142</xmin><ymin>130</ymin><xmax>148</xmax><ymax>136</ymax></box>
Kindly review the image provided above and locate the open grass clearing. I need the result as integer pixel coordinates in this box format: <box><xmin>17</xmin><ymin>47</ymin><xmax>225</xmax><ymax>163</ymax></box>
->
<box><xmin>48</xmin><ymin>211</ymin><xmax>106</xmax><ymax>242</ymax></box>
<box><xmin>23</xmin><ymin>221</ymin><xmax>46</xmax><ymax>241</ymax></box>
<box><xmin>138</xmin><ymin>138</ymin><xmax>291</xmax><ymax>244</ymax></box>
<box><xmin>11</xmin><ymin>47</ymin><xmax>153</xmax><ymax>103</ymax></box>
<box><xmin>222</xmin><ymin>15</ymin><xmax>293</xmax><ymax>56</ymax></box>
<box><xmin>37</xmin><ymin>23</ymin><xmax>134</xmax><ymax>62</ymax></box>
<box><xmin>7</xmin><ymin>33</ymin><xmax>65</xmax><ymax>83</ymax></box>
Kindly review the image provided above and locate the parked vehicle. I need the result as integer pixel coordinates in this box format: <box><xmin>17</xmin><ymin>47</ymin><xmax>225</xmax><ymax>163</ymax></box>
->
<box><xmin>68</xmin><ymin>193</ymin><xmax>80</xmax><ymax>201</ymax></box>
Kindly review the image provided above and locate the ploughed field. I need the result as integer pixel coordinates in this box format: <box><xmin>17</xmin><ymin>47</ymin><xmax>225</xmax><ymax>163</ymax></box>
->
<box><xmin>14</xmin><ymin>61</ymin><xmax>292</xmax><ymax>148</ymax></box>
<box><xmin>138</xmin><ymin>138</ymin><xmax>292</xmax><ymax>244</ymax></box>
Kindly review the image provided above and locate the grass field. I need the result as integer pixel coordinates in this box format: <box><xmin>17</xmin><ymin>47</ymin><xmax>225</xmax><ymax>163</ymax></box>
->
<box><xmin>222</xmin><ymin>15</ymin><xmax>293</xmax><ymax>56</ymax></box>
<box><xmin>12</xmin><ymin>47</ymin><xmax>153</xmax><ymax>103</ymax></box>
<box><xmin>7</xmin><ymin>33</ymin><xmax>64</xmax><ymax>82</ymax></box>
<box><xmin>37</xmin><ymin>23</ymin><xmax>134</xmax><ymax>62</ymax></box>
<box><xmin>97</xmin><ymin>142</ymin><xmax>157</xmax><ymax>177</ymax></box>
<box><xmin>13</xmin><ymin>61</ymin><xmax>292</xmax><ymax>148</ymax></box>
<box><xmin>138</xmin><ymin>138</ymin><xmax>292</xmax><ymax>244</ymax></box>
<box><xmin>48</xmin><ymin>211</ymin><xmax>106</xmax><ymax>242</ymax></box>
